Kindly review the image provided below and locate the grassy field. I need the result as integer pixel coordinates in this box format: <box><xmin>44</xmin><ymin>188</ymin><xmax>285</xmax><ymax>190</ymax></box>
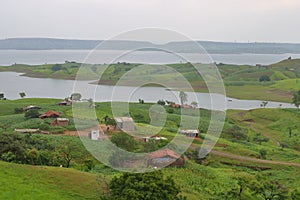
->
<box><xmin>0</xmin><ymin>161</ymin><xmax>100</xmax><ymax>200</ymax></box>
<box><xmin>1</xmin><ymin>98</ymin><xmax>300</xmax><ymax>199</ymax></box>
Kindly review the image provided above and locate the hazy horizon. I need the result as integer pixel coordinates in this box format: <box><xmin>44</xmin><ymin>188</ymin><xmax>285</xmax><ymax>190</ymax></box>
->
<box><xmin>1</xmin><ymin>0</ymin><xmax>300</xmax><ymax>43</ymax></box>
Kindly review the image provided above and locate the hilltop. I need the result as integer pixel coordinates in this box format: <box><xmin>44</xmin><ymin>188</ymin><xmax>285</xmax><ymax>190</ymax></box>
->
<box><xmin>1</xmin><ymin>38</ymin><xmax>300</xmax><ymax>54</ymax></box>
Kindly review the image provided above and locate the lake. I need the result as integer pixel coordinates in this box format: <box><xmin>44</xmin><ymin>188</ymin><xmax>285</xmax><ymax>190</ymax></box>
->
<box><xmin>0</xmin><ymin>72</ymin><xmax>295</xmax><ymax>111</ymax></box>
<box><xmin>0</xmin><ymin>50</ymin><xmax>300</xmax><ymax>66</ymax></box>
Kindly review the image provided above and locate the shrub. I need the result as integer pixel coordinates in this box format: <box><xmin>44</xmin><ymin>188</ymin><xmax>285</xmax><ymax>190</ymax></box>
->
<box><xmin>14</xmin><ymin>108</ymin><xmax>24</xmax><ymax>114</ymax></box>
<box><xmin>25</xmin><ymin>110</ymin><xmax>40</xmax><ymax>119</ymax></box>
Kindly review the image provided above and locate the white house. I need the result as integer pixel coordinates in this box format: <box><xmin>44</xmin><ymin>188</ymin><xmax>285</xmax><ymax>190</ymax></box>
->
<box><xmin>91</xmin><ymin>130</ymin><xmax>100</xmax><ymax>140</ymax></box>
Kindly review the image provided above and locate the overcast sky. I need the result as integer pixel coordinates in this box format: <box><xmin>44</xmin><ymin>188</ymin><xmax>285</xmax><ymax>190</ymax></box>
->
<box><xmin>1</xmin><ymin>0</ymin><xmax>300</xmax><ymax>43</ymax></box>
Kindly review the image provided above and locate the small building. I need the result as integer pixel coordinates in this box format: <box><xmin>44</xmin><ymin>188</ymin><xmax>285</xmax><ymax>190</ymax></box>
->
<box><xmin>142</xmin><ymin>136</ymin><xmax>167</xmax><ymax>142</ymax></box>
<box><xmin>51</xmin><ymin>118</ymin><xmax>69</xmax><ymax>126</ymax></box>
<box><xmin>171</xmin><ymin>104</ymin><xmax>181</xmax><ymax>108</ymax></box>
<box><xmin>58</xmin><ymin>101</ymin><xmax>72</xmax><ymax>106</ymax></box>
<box><xmin>147</xmin><ymin>148</ymin><xmax>185</xmax><ymax>168</ymax></box>
<box><xmin>179</xmin><ymin>129</ymin><xmax>199</xmax><ymax>137</ymax></box>
<box><xmin>90</xmin><ymin>130</ymin><xmax>100</xmax><ymax>140</ymax></box>
<box><xmin>23</xmin><ymin>105</ymin><xmax>41</xmax><ymax>112</ymax></box>
<box><xmin>114</xmin><ymin>117</ymin><xmax>135</xmax><ymax>132</ymax></box>
<box><xmin>14</xmin><ymin>129</ymin><xmax>39</xmax><ymax>133</ymax></box>
<box><xmin>39</xmin><ymin>110</ymin><xmax>61</xmax><ymax>119</ymax></box>
<box><xmin>182</xmin><ymin>105</ymin><xmax>193</xmax><ymax>109</ymax></box>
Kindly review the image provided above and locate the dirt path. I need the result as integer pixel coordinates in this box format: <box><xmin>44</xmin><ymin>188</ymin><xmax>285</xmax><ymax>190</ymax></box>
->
<box><xmin>211</xmin><ymin>150</ymin><xmax>300</xmax><ymax>168</ymax></box>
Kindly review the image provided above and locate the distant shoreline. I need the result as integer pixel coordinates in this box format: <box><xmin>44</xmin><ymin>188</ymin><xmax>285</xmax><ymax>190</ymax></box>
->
<box><xmin>1</xmin><ymin>38</ymin><xmax>300</xmax><ymax>54</ymax></box>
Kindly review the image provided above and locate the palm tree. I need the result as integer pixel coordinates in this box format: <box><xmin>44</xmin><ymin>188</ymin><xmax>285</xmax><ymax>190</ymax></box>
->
<box><xmin>179</xmin><ymin>91</ymin><xmax>188</xmax><ymax>105</ymax></box>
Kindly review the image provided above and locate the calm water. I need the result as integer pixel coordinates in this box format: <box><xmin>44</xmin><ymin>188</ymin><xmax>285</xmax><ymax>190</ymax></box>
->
<box><xmin>0</xmin><ymin>72</ymin><xmax>295</xmax><ymax>111</ymax></box>
<box><xmin>0</xmin><ymin>50</ymin><xmax>300</xmax><ymax>66</ymax></box>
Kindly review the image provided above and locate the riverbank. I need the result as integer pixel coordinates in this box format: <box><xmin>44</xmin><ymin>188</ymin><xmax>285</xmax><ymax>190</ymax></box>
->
<box><xmin>1</xmin><ymin>58</ymin><xmax>300</xmax><ymax>103</ymax></box>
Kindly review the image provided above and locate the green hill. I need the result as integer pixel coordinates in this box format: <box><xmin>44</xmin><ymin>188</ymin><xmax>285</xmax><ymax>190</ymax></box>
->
<box><xmin>0</xmin><ymin>161</ymin><xmax>99</xmax><ymax>200</ymax></box>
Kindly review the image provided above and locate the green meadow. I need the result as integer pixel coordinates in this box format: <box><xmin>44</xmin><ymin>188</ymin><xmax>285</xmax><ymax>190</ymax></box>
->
<box><xmin>0</xmin><ymin>98</ymin><xmax>300</xmax><ymax>199</ymax></box>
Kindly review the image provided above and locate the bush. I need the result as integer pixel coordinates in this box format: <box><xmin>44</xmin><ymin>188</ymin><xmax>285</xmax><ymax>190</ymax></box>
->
<box><xmin>103</xmin><ymin>171</ymin><xmax>186</xmax><ymax>200</ymax></box>
<box><xmin>25</xmin><ymin>110</ymin><xmax>40</xmax><ymax>119</ymax></box>
<box><xmin>259</xmin><ymin>75</ymin><xmax>271</xmax><ymax>82</ymax></box>
<box><xmin>39</xmin><ymin>123</ymin><xmax>50</xmax><ymax>131</ymax></box>
<box><xmin>167</xmin><ymin>108</ymin><xmax>174</xmax><ymax>113</ymax></box>
<box><xmin>14</xmin><ymin>108</ymin><xmax>24</xmax><ymax>114</ymax></box>
<box><xmin>157</xmin><ymin>99</ymin><xmax>166</xmax><ymax>105</ymax></box>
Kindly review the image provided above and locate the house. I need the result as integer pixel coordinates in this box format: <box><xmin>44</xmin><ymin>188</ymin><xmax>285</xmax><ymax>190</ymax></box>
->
<box><xmin>90</xmin><ymin>130</ymin><xmax>100</xmax><ymax>140</ymax></box>
<box><xmin>147</xmin><ymin>148</ymin><xmax>185</xmax><ymax>168</ymax></box>
<box><xmin>23</xmin><ymin>105</ymin><xmax>41</xmax><ymax>111</ymax></box>
<box><xmin>179</xmin><ymin>129</ymin><xmax>199</xmax><ymax>137</ymax></box>
<box><xmin>171</xmin><ymin>104</ymin><xmax>181</xmax><ymax>108</ymax></box>
<box><xmin>39</xmin><ymin>110</ymin><xmax>61</xmax><ymax>119</ymax></box>
<box><xmin>51</xmin><ymin>118</ymin><xmax>69</xmax><ymax>126</ymax></box>
<box><xmin>182</xmin><ymin>105</ymin><xmax>193</xmax><ymax>109</ymax></box>
<box><xmin>114</xmin><ymin>117</ymin><xmax>135</xmax><ymax>132</ymax></box>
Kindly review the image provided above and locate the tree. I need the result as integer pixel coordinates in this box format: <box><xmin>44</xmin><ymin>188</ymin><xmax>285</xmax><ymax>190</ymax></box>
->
<box><xmin>27</xmin><ymin>148</ymin><xmax>39</xmax><ymax>165</ymax></box>
<box><xmin>224</xmin><ymin>172</ymin><xmax>254</xmax><ymax>200</ymax></box>
<box><xmin>110</xmin><ymin>133</ymin><xmax>138</xmax><ymax>152</ymax></box>
<box><xmin>87</xmin><ymin>98</ymin><xmax>94</xmax><ymax>108</ymax></box>
<box><xmin>288</xmin><ymin>127</ymin><xmax>293</xmax><ymax>138</ymax></box>
<box><xmin>261</xmin><ymin>101</ymin><xmax>268</xmax><ymax>108</ymax></box>
<box><xmin>250</xmin><ymin>175</ymin><xmax>289</xmax><ymax>200</ymax></box>
<box><xmin>102</xmin><ymin>171</ymin><xmax>186</xmax><ymax>200</ymax></box>
<box><xmin>138</xmin><ymin>99</ymin><xmax>144</xmax><ymax>104</ymax></box>
<box><xmin>259</xmin><ymin>75</ymin><xmax>271</xmax><ymax>82</ymax></box>
<box><xmin>179</xmin><ymin>91</ymin><xmax>188</xmax><ymax>105</ymax></box>
<box><xmin>19</xmin><ymin>92</ymin><xmax>26</xmax><ymax>98</ymax></box>
<box><xmin>191</xmin><ymin>101</ymin><xmax>198</xmax><ymax>108</ymax></box>
<box><xmin>292</xmin><ymin>90</ymin><xmax>300</xmax><ymax>108</ymax></box>
<box><xmin>0</xmin><ymin>93</ymin><xmax>4</xmax><ymax>100</ymax></box>
<box><xmin>57</xmin><ymin>139</ymin><xmax>82</xmax><ymax>168</ymax></box>
<box><xmin>253</xmin><ymin>133</ymin><xmax>269</xmax><ymax>145</ymax></box>
<box><xmin>157</xmin><ymin>99</ymin><xmax>165</xmax><ymax>106</ymax></box>
<box><xmin>70</xmin><ymin>93</ymin><xmax>82</xmax><ymax>101</ymax></box>
<box><xmin>290</xmin><ymin>189</ymin><xmax>300</xmax><ymax>199</ymax></box>
<box><xmin>0</xmin><ymin>133</ymin><xmax>26</xmax><ymax>162</ymax></box>
<box><xmin>24</xmin><ymin>109</ymin><xmax>40</xmax><ymax>119</ymax></box>
<box><xmin>259</xmin><ymin>149</ymin><xmax>267</xmax><ymax>159</ymax></box>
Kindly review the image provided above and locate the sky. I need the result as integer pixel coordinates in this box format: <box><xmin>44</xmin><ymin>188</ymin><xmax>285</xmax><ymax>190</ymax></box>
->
<box><xmin>1</xmin><ymin>0</ymin><xmax>300</xmax><ymax>43</ymax></box>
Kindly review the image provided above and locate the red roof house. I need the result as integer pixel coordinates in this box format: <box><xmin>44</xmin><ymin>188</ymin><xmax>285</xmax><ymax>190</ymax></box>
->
<box><xmin>147</xmin><ymin>148</ymin><xmax>185</xmax><ymax>168</ymax></box>
<box><xmin>39</xmin><ymin>110</ymin><xmax>61</xmax><ymax>119</ymax></box>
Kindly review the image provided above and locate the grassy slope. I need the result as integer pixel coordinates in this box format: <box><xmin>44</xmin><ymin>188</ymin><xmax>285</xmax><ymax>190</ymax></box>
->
<box><xmin>1</xmin><ymin>98</ymin><xmax>300</xmax><ymax>199</ymax></box>
<box><xmin>0</xmin><ymin>161</ymin><xmax>99</xmax><ymax>200</ymax></box>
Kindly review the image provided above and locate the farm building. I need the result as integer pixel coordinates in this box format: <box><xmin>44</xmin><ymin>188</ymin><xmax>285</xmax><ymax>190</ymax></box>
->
<box><xmin>23</xmin><ymin>105</ymin><xmax>41</xmax><ymax>111</ymax></box>
<box><xmin>142</xmin><ymin>136</ymin><xmax>167</xmax><ymax>142</ymax></box>
<box><xmin>14</xmin><ymin>129</ymin><xmax>39</xmax><ymax>133</ymax></box>
<box><xmin>171</xmin><ymin>104</ymin><xmax>181</xmax><ymax>108</ymax></box>
<box><xmin>147</xmin><ymin>148</ymin><xmax>185</xmax><ymax>168</ymax></box>
<box><xmin>179</xmin><ymin>129</ymin><xmax>199</xmax><ymax>137</ymax></box>
<box><xmin>90</xmin><ymin>130</ymin><xmax>100</xmax><ymax>140</ymax></box>
<box><xmin>182</xmin><ymin>105</ymin><xmax>193</xmax><ymax>109</ymax></box>
<box><xmin>114</xmin><ymin>117</ymin><xmax>135</xmax><ymax>132</ymax></box>
<box><xmin>58</xmin><ymin>101</ymin><xmax>72</xmax><ymax>106</ymax></box>
<box><xmin>39</xmin><ymin>110</ymin><xmax>61</xmax><ymax>118</ymax></box>
<box><xmin>51</xmin><ymin>118</ymin><xmax>69</xmax><ymax>126</ymax></box>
